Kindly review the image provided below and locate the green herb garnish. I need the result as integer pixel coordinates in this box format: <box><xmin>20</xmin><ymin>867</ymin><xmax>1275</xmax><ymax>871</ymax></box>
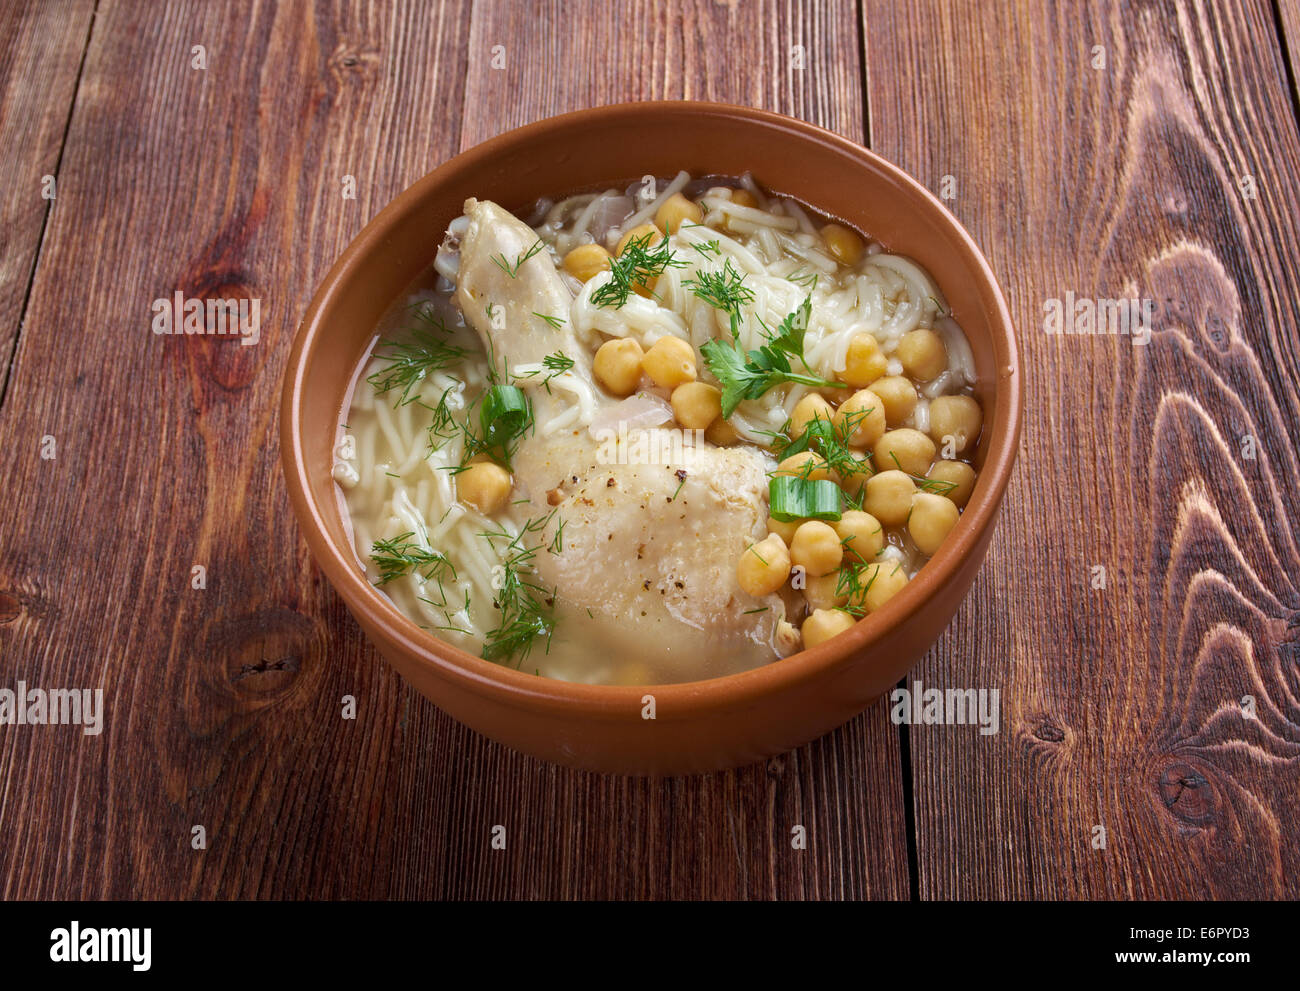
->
<box><xmin>479</xmin><ymin>514</ymin><xmax>560</xmax><ymax>665</ymax></box>
<box><xmin>768</xmin><ymin>475</ymin><xmax>842</xmax><ymax>522</ymax></box>
<box><xmin>367</xmin><ymin>311</ymin><xmax>469</xmax><ymax>407</ymax></box>
<box><xmin>491</xmin><ymin>239</ymin><xmax>546</xmax><ymax>278</ymax></box>
<box><xmin>590</xmin><ymin>232</ymin><xmax>686</xmax><ymax>308</ymax></box>
<box><xmin>684</xmin><ymin>258</ymin><xmax>755</xmax><ymax>340</ymax></box>
<box><xmin>371</xmin><ymin>532</ymin><xmax>457</xmax><ymax>587</ymax></box>
<box><xmin>700</xmin><ymin>297</ymin><xmax>846</xmax><ymax>418</ymax></box>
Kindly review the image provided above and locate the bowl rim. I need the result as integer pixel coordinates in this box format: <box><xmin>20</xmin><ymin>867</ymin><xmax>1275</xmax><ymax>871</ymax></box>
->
<box><xmin>281</xmin><ymin>99</ymin><xmax>1023</xmax><ymax>716</ymax></box>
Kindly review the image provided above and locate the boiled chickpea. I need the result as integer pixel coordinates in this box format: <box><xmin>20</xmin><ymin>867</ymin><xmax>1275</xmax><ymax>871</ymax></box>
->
<box><xmin>776</xmin><ymin>450</ymin><xmax>839</xmax><ymax>485</ymax></box>
<box><xmin>654</xmin><ymin>192</ymin><xmax>703</xmax><ymax>234</ymax></box>
<box><xmin>730</xmin><ymin>188</ymin><xmax>759</xmax><ymax>209</ymax></box>
<box><xmin>863</xmin><ymin>469</ymin><xmax>916</xmax><ymax>525</ymax></box>
<box><xmin>457</xmin><ymin>461</ymin><xmax>512</xmax><ymax>514</ymax></box>
<box><xmin>642</xmin><ymin>336</ymin><xmax>697</xmax><ymax>389</ymax></box>
<box><xmin>737</xmin><ymin>533</ymin><xmax>791</xmax><ymax>597</ymax></box>
<box><xmin>897</xmin><ymin>328</ymin><xmax>948</xmax><ymax>382</ymax></box>
<box><xmin>705</xmin><ymin>417</ymin><xmax>740</xmax><ymax>446</ymax></box>
<box><xmin>909</xmin><ymin>492</ymin><xmax>960</xmax><ymax>555</ymax></box>
<box><xmin>841</xmin><ymin>333</ymin><xmax>889</xmax><ymax>387</ymax></box>
<box><xmin>870</xmin><ymin>376</ymin><xmax>918</xmax><ymax>426</ymax></box>
<box><xmin>562</xmin><ymin>243</ymin><xmax>611</xmax><ymax>282</ymax></box>
<box><xmin>821</xmin><ymin>223</ymin><xmax>865</xmax><ymax>267</ymax></box>
<box><xmin>768</xmin><ymin>516</ymin><xmax>800</xmax><ymax>545</ymax></box>
<box><xmin>802</xmin><ymin>608</ymin><xmax>856</xmax><ymax>648</ymax></box>
<box><xmin>927</xmin><ymin>394</ymin><xmax>983</xmax><ymax>453</ymax></box>
<box><xmin>790</xmin><ymin>393</ymin><xmax>835</xmax><ymax>438</ymax></box>
<box><xmin>834</xmin><ymin>510</ymin><xmax>884</xmax><ymax>563</ymax></box>
<box><xmin>926</xmin><ymin>460</ymin><xmax>977</xmax><ymax>508</ymax></box>
<box><xmin>593</xmin><ymin>338</ymin><xmax>644</xmax><ymax>396</ymax></box>
<box><xmin>789</xmin><ymin>520</ymin><xmax>843</xmax><ymax>577</ymax></box>
<box><xmin>832</xmin><ymin>388</ymin><xmax>887</xmax><ymax>448</ymax></box>
<box><xmin>874</xmin><ymin>428</ymin><xmax>936</xmax><ymax>477</ymax></box>
<box><xmin>804</xmin><ymin>571</ymin><xmax>849</xmax><ymax>611</ymax></box>
<box><xmin>671</xmin><ymin>382</ymin><xmax>722</xmax><ymax>429</ymax></box>
<box><xmin>860</xmin><ymin>562</ymin><xmax>909</xmax><ymax>613</ymax></box>
<box><xmin>615</xmin><ymin>223</ymin><xmax>663</xmax><ymax>256</ymax></box>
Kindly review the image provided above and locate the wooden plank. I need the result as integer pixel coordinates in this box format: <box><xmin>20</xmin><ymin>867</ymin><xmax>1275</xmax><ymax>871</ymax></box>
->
<box><xmin>0</xmin><ymin>0</ymin><xmax>95</xmax><ymax>402</ymax></box>
<box><xmin>0</xmin><ymin>0</ymin><xmax>476</xmax><ymax>898</ymax></box>
<box><xmin>0</xmin><ymin>0</ymin><xmax>908</xmax><ymax>899</ymax></box>
<box><xmin>1277</xmin><ymin>0</ymin><xmax>1300</xmax><ymax>106</ymax></box>
<box><xmin>865</xmin><ymin>0</ymin><xmax>1300</xmax><ymax>897</ymax></box>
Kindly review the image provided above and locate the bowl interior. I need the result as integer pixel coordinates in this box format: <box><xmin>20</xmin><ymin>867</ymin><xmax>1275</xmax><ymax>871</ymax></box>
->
<box><xmin>285</xmin><ymin>102</ymin><xmax>1019</xmax><ymax>696</ymax></box>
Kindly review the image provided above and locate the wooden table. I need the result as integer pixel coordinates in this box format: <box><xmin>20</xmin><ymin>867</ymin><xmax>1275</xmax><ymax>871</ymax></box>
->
<box><xmin>1</xmin><ymin>0</ymin><xmax>1297</xmax><ymax>900</ymax></box>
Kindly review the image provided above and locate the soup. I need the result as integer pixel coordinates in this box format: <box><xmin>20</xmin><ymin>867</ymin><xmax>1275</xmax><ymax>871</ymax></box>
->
<box><xmin>333</xmin><ymin>172</ymin><xmax>983</xmax><ymax>685</ymax></box>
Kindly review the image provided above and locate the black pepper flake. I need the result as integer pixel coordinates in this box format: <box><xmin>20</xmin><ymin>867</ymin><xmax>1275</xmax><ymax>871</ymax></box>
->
<box><xmin>606</xmin><ymin>477</ymin><xmax>616</xmax><ymax>487</ymax></box>
<box><xmin>642</xmin><ymin>579</ymin><xmax>652</xmax><ymax>591</ymax></box>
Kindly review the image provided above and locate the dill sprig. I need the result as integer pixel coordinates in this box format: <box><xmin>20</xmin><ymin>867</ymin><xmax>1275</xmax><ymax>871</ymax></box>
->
<box><xmin>787</xmin><ymin>269</ymin><xmax>820</xmax><ymax>290</ymax></box>
<box><xmin>684</xmin><ymin>257</ymin><xmax>755</xmax><ymax>340</ymax></box>
<box><xmin>367</xmin><ymin>309</ymin><xmax>469</xmax><ymax>407</ymax></box>
<box><xmin>590</xmin><ymin>232</ymin><xmax>686</xmax><ymax>308</ymax></box>
<box><xmin>532</xmin><ymin>311</ymin><xmax>566</xmax><ymax>330</ymax></box>
<box><xmin>479</xmin><ymin>513</ymin><xmax>561</xmax><ymax>665</ymax></box>
<box><xmin>515</xmin><ymin>351</ymin><xmax>576</xmax><ymax>394</ymax></box>
<box><xmin>491</xmin><ymin>239</ymin><xmax>547</xmax><ymax>278</ymax></box>
<box><xmin>885</xmin><ymin>451</ymin><xmax>959</xmax><ymax>496</ymax></box>
<box><xmin>371</xmin><ymin>532</ymin><xmax>458</xmax><ymax>587</ymax></box>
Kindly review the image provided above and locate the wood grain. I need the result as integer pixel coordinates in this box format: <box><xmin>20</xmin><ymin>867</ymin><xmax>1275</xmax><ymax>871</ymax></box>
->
<box><xmin>865</xmin><ymin>0</ymin><xmax>1300</xmax><ymax>898</ymax></box>
<box><xmin>0</xmin><ymin>0</ymin><xmax>909</xmax><ymax>900</ymax></box>
<box><xmin>0</xmin><ymin>0</ymin><xmax>96</xmax><ymax>403</ymax></box>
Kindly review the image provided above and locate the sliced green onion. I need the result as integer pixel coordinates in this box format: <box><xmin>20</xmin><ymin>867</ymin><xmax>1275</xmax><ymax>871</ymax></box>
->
<box><xmin>768</xmin><ymin>476</ymin><xmax>843</xmax><ymax>522</ymax></box>
<box><xmin>481</xmin><ymin>385</ymin><xmax>531</xmax><ymax>463</ymax></box>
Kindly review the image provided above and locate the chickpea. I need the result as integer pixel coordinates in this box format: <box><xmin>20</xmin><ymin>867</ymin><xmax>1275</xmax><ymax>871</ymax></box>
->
<box><xmin>776</xmin><ymin>450</ymin><xmax>839</xmax><ymax>485</ymax></box>
<box><xmin>671</xmin><ymin>381</ymin><xmax>722</xmax><ymax>429</ymax></box>
<box><xmin>642</xmin><ymin>336</ymin><xmax>697</xmax><ymax>389</ymax></box>
<box><xmin>860</xmin><ymin>562</ymin><xmax>909</xmax><ymax>613</ymax></box>
<box><xmin>654</xmin><ymin>192</ymin><xmax>703</xmax><ymax>234</ymax></box>
<box><xmin>821</xmin><ymin>222</ymin><xmax>865</xmax><ymax>267</ymax></box>
<box><xmin>768</xmin><ymin>516</ymin><xmax>800</xmax><ymax>545</ymax></box>
<box><xmin>457</xmin><ymin>461</ymin><xmax>512</xmax><ymax>514</ymax></box>
<box><xmin>789</xmin><ymin>520</ymin><xmax>843</xmax><ymax>577</ymax></box>
<box><xmin>897</xmin><ymin>328</ymin><xmax>948</xmax><ymax>382</ymax></box>
<box><xmin>909</xmin><ymin>492</ymin><xmax>960</xmax><ymax>555</ymax></box>
<box><xmin>870</xmin><ymin>375</ymin><xmax>918</xmax><ymax>426</ymax></box>
<box><xmin>928</xmin><ymin>394</ymin><xmax>983</xmax><ymax>453</ymax></box>
<box><xmin>804</xmin><ymin>571</ymin><xmax>849</xmax><ymax>611</ymax></box>
<box><xmin>926</xmin><ymin>460</ymin><xmax>977</xmax><ymax>508</ymax></box>
<box><xmin>593</xmin><ymin>338</ymin><xmax>644</xmax><ymax>396</ymax></box>
<box><xmin>834</xmin><ymin>510</ymin><xmax>884</xmax><ymax>563</ymax></box>
<box><xmin>832</xmin><ymin>388</ymin><xmax>887</xmax><ymax>448</ymax></box>
<box><xmin>562</xmin><ymin>243</ymin><xmax>611</xmax><ymax>283</ymax></box>
<box><xmin>615</xmin><ymin>222</ymin><xmax>663</xmax><ymax>256</ymax></box>
<box><xmin>737</xmin><ymin>533</ymin><xmax>791</xmax><ymax>597</ymax></box>
<box><xmin>790</xmin><ymin>393</ymin><xmax>835</xmax><ymax>438</ymax></box>
<box><xmin>863</xmin><ymin>469</ymin><xmax>916</xmax><ymax>525</ymax></box>
<box><xmin>730</xmin><ymin>188</ymin><xmax>759</xmax><ymax>209</ymax></box>
<box><xmin>840</xmin><ymin>333</ymin><xmax>889</xmax><ymax>387</ymax></box>
<box><xmin>802</xmin><ymin>608</ymin><xmax>856</xmax><ymax>649</ymax></box>
<box><xmin>874</xmin><ymin>427</ymin><xmax>936</xmax><ymax>477</ymax></box>
<box><xmin>705</xmin><ymin>417</ymin><xmax>740</xmax><ymax>447</ymax></box>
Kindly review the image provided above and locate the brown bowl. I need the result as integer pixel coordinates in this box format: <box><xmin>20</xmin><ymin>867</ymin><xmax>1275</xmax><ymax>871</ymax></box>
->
<box><xmin>281</xmin><ymin>101</ymin><xmax>1022</xmax><ymax>775</ymax></box>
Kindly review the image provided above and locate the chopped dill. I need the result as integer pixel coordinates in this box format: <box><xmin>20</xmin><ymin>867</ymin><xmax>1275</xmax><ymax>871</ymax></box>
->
<box><xmin>886</xmin><ymin>451</ymin><xmax>959</xmax><ymax>496</ymax></box>
<box><xmin>533</xmin><ymin>311</ymin><xmax>566</xmax><ymax>330</ymax></box>
<box><xmin>371</xmin><ymin>532</ymin><xmax>457</xmax><ymax>587</ymax></box>
<box><xmin>691</xmin><ymin>239</ymin><xmax>722</xmax><ymax>257</ymax></box>
<box><xmin>787</xmin><ymin>269</ymin><xmax>820</xmax><ymax>290</ymax></box>
<box><xmin>684</xmin><ymin>257</ymin><xmax>755</xmax><ymax>340</ymax></box>
<box><xmin>479</xmin><ymin>512</ymin><xmax>560</xmax><ymax>665</ymax></box>
<box><xmin>516</xmin><ymin>351</ymin><xmax>576</xmax><ymax>394</ymax></box>
<box><xmin>367</xmin><ymin>309</ymin><xmax>469</xmax><ymax>407</ymax></box>
<box><xmin>743</xmin><ymin>606</ymin><xmax>769</xmax><ymax>615</ymax></box>
<box><xmin>491</xmin><ymin>239</ymin><xmax>546</xmax><ymax>278</ymax></box>
<box><xmin>590</xmin><ymin>231</ymin><xmax>686</xmax><ymax>308</ymax></box>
